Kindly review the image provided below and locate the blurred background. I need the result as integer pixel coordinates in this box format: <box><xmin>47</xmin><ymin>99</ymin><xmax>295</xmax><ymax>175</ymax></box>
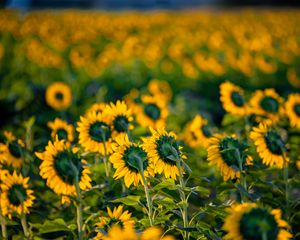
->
<box><xmin>1</xmin><ymin>0</ymin><xmax>300</xmax><ymax>9</ymax></box>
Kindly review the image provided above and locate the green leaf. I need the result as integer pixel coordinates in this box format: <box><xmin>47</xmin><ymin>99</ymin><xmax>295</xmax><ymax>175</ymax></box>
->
<box><xmin>153</xmin><ymin>179</ymin><xmax>178</xmax><ymax>191</ymax></box>
<box><xmin>111</xmin><ymin>195</ymin><xmax>141</xmax><ymax>206</ymax></box>
<box><xmin>221</xmin><ymin>113</ymin><xmax>242</xmax><ymax>126</ymax></box>
<box><xmin>36</xmin><ymin>218</ymin><xmax>72</xmax><ymax>234</ymax></box>
<box><xmin>191</xmin><ymin>186</ymin><xmax>210</xmax><ymax>197</ymax></box>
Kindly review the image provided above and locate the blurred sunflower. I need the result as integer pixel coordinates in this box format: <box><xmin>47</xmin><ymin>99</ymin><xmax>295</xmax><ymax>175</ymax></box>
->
<box><xmin>45</xmin><ymin>82</ymin><xmax>72</xmax><ymax>111</ymax></box>
<box><xmin>85</xmin><ymin>102</ymin><xmax>107</xmax><ymax>116</ymax></box>
<box><xmin>104</xmin><ymin>101</ymin><xmax>134</xmax><ymax>136</ymax></box>
<box><xmin>250</xmin><ymin>122</ymin><xmax>289</xmax><ymax>168</ymax></box>
<box><xmin>0</xmin><ymin>171</ymin><xmax>35</xmax><ymax>217</ymax></box>
<box><xmin>220</xmin><ymin>81</ymin><xmax>249</xmax><ymax>116</ymax></box>
<box><xmin>147</xmin><ymin>79</ymin><xmax>172</xmax><ymax>102</ymax></box>
<box><xmin>110</xmin><ymin>134</ymin><xmax>154</xmax><ymax>188</ymax></box>
<box><xmin>0</xmin><ymin>131</ymin><xmax>24</xmax><ymax>168</ymax></box>
<box><xmin>35</xmin><ymin>138</ymin><xmax>92</xmax><ymax>203</ymax></box>
<box><xmin>142</xmin><ymin>128</ymin><xmax>186</xmax><ymax>180</ymax></box>
<box><xmin>223</xmin><ymin>203</ymin><xmax>292</xmax><ymax>240</ymax></box>
<box><xmin>124</xmin><ymin>89</ymin><xmax>141</xmax><ymax>113</ymax></box>
<box><xmin>77</xmin><ymin>111</ymin><xmax>113</xmax><ymax>155</ymax></box>
<box><xmin>207</xmin><ymin>134</ymin><xmax>253</xmax><ymax>181</ymax></box>
<box><xmin>94</xmin><ymin>205</ymin><xmax>135</xmax><ymax>240</ymax></box>
<box><xmin>182</xmin><ymin>115</ymin><xmax>212</xmax><ymax>148</ymax></box>
<box><xmin>47</xmin><ymin>118</ymin><xmax>74</xmax><ymax>142</ymax></box>
<box><xmin>285</xmin><ymin>93</ymin><xmax>300</xmax><ymax>129</ymax></box>
<box><xmin>136</xmin><ymin>95</ymin><xmax>168</xmax><ymax>129</ymax></box>
<box><xmin>249</xmin><ymin>88</ymin><xmax>284</xmax><ymax>122</ymax></box>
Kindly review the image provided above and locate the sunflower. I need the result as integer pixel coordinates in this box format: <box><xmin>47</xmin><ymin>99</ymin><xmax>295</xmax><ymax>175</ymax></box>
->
<box><xmin>147</xmin><ymin>79</ymin><xmax>172</xmax><ymax>102</ymax></box>
<box><xmin>223</xmin><ymin>203</ymin><xmax>292</xmax><ymax>240</ymax></box>
<box><xmin>207</xmin><ymin>134</ymin><xmax>253</xmax><ymax>181</ymax></box>
<box><xmin>135</xmin><ymin>95</ymin><xmax>168</xmax><ymax>129</ymax></box>
<box><xmin>142</xmin><ymin>128</ymin><xmax>186</xmax><ymax>180</ymax></box>
<box><xmin>249</xmin><ymin>88</ymin><xmax>284</xmax><ymax>122</ymax></box>
<box><xmin>0</xmin><ymin>171</ymin><xmax>35</xmax><ymax>217</ymax></box>
<box><xmin>182</xmin><ymin>114</ymin><xmax>212</xmax><ymax>148</ymax></box>
<box><xmin>124</xmin><ymin>89</ymin><xmax>141</xmax><ymax>113</ymax></box>
<box><xmin>35</xmin><ymin>138</ymin><xmax>92</xmax><ymax>203</ymax></box>
<box><xmin>47</xmin><ymin>118</ymin><xmax>74</xmax><ymax>142</ymax></box>
<box><xmin>77</xmin><ymin>111</ymin><xmax>113</xmax><ymax>155</ymax></box>
<box><xmin>45</xmin><ymin>81</ymin><xmax>72</xmax><ymax>111</ymax></box>
<box><xmin>285</xmin><ymin>93</ymin><xmax>300</xmax><ymax>129</ymax></box>
<box><xmin>220</xmin><ymin>81</ymin><xmax>249</xmax><ymax>116</ymax></box>
<box><xmin>104</xmin><ymin>101</ymin><xmax>134</xmax><ymax>136</ymax></box>
<box><xmin>85</xmin><ymin>102</ymin><xmax>107</xmax><ymax>116</ymax></box>
<box><xmin>94</xmin><ymin>205</ymin><xmax>135</xmax><ymax>240</ymax></box>
<box><xmin>109</xmin><ymin>134</ymin><xmax>154</xmax><ymax>188</ymax></box>
<box><xmin>0</xmin><ymin>131</ymin><xmax>24</xmax><ymax>168</ymax></box>
<box><xmin>250</xmin><ymin>122</ymin><xmax>289</xmax><ymax>168</ymax></box>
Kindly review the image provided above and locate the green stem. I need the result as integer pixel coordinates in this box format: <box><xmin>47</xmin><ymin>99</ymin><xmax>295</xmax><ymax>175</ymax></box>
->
<box><xmin>236</xmin><ymin>149</ymin><xmax>247</xmax><ymax>203</ymax></box>
<box><xmin>103</xmin><ymin>141</ymin><xmax>110</xmax><ymax>177</ymax></box>
<box><xmin>262</xmin><ymin>231</ymin><xmax>267</xmax><ymax>240</ymax></box>
<box><xmin>283</xmin><ymin>154</ymin><xmax>289</xmax><ymax>221</ymax></box>
<box><xmin>0</xmin><ymin>210</ymin><xmax>7</xmax><ymax>240</ymax></box>
<box><xmin>20</xmin><ymin>213</ymin><xmax>30</xmax><ymax>240</ymax></box>
<box><xmin>176</xmin><ymin>160</ymin><xmax>189</xmax><ymax>240</ymax></box>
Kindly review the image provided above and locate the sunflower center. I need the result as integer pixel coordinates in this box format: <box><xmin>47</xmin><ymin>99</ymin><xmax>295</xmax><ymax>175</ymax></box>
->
<box><xmin>144</xmin><ymin>104</ymin><xmax>161</xmax><ymax>120</ymax></box>
<box><xmin>123</xmin><ymin>145</ymin><xmax>149</xmax><ymax>173</ymax></box>
<box><xmin>265</xmin><ymin>130</ymin><xmax>285</xmax><ymax>155</ymax></box>
<box><xmin>231</xmin><ymin>91</ymin><xmax>245</xmax><ymax>107</ymax></box>
<box><xmin>260</xmin><ymin>97</ymin><xmax>279</xmax><ymax>113</ymax></box>
<box><xmin>294</xmin><ymin>104</ymin><xmax>300</xmax><ymax>117</ymax></box>
<box><xmin>57</xmin><ymin>129</ymin><xmax>68</xmax><ymax>141</ymax></box>
<box><xmin>156</xmin><ymin>135</ymin><xmax>180</xmax><ymax>165</ymax></box>
<box><xmin>113</xmin><ymin>115</ymin><xmax>129</xmax><ymax>133</ymax></box>
<box><xmin>8</xmin><ymin>140</ymin><xmax>22</xmax><ymax>158</ymax></box>
<box><xmin>104</xmin><ymin>218</ymin><xmax>124</xmax><ymax>232</ymax></box>
<box><xmin>8</xmin><ymin>184</ymin><xmax>27</xmax><ymax>206</ymax></box>
<box><xmin>201</xmin><ymin>125</ymin><xmax>212</xmax><ymax>138</ymax></box>
<box><xmin>55</xmin><ymin>92</ymin><xmax>64</xmax><ymax>101</ymax></box>
<box><xmin>239</xmin><ymin>208</ymin><xmax>279</xmax><ymax>240</ymax></box>
<box><xmin>89</xmin><ymin>121</ymin><xmax>111</xmax><ymax>142</ymax></box>
<box><xmin>54</xmin><ymin>150</ymin><xmax>83</xmax><ymax>185</ymax></box>
<box><xmin>219</xmin><ymin>137</ymin><xmax>246</xmax><ymax>170</ymax></box>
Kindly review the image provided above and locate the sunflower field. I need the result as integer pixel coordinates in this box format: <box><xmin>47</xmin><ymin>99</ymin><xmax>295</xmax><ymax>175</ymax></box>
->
<box><xmin>0</xmin><ymin>8</ymin><xmax>300</xmax><ymax>240</ymax></box>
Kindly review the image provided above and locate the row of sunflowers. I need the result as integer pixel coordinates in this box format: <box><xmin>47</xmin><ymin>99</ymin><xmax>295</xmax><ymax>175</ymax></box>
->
<box><xmin>0</xmin><ymin>8</ymin><xmax>300</xmax><ymax>240</ymax></box>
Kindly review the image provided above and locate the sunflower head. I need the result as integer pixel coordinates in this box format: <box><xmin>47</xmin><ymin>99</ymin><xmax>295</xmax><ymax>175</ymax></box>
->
<box><xmin>77</xmin><ymin>111</ymin><xmax>113</xmax><ymax>155</ymax></box>
<box><xmin>110</xmin><ymin>134</ymin><xmax>154</xmax><ymax>188</ymax></box>
<box><xmin>0</xmin><ymin>171</ymin><xmax>35</xmax><ymax>217</ymax></box>
<box><xmin>94</xmin><ymin>205</ymin><xmax>135</xmax><ymax>240</ymax></box>
<box><xmin>250</xmin><ymin>122</ymin><xmax>288</xmax><ymax>168</ymax></box>
<box><xmin>223</xmin><ymin>203</ymin><xmax>292</xmax><ymax>240</ymax></box>
<box><xmin>220</xmin><ymin>81</ymin><xmax>249</xmax><ymax>116</ymax></box>
<box><xmin>285</xmin><ymin>93</ymin><xmax>300</xmax><ymax>128</ymax></box>
<box><xmin>35</xmin><ymin>139</ymin><xmax>92</xmax><ymax>202</ymax></box>
<box><xmin>85</xmin><ymin>102</ymin><xmax>107</xmax><ymax>116</ymax></box>
<box><xmin>45</xmin><ymin>82</ymin><xmax>72</xmax><ymax>111</ymax></box>
<box><xmin>142</xmin><ymin>128</ymin><xmax>185</xmax><ymax>180</ymax></box>
<box><xmin>47</xmin><ymin>118</ymin><xmax>74</xmax><ymax>142</ymax></box>
<box><xmin>208</xmin><ymin>134</ymin><xmax>252</xmax><ymax>181</ymax></box>
<box><xmin>147</xmin><ymin>79</ymin><xmax>172</xmax><ymax>102</ymax></box>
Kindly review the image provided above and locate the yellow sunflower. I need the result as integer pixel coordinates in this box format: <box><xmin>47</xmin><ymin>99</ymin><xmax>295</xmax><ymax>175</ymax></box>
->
<box><xmin>0</xmin><ymin>131</ymin><xmax>24</xmax><ymax>168</ymax></box>
<box><xmin>85</xmin><ymin>102</ymin><xmax>107</xmax><ymax>116</ymax></box>
<box><xmin>109</xmin><ymin>134</ymin><xmax>154</xmax><ymax>188</ymax></box>
<box><xmin>102</xmin><ymin>225</ymin><xmax>175</xmax><ymax>240</ymax></box>
<box><xmin>182</xmin><ymin>114</ymin><xmax>212</xmax><ymax>149</ymax></box>
<box><xmin>104</xmin><ymin>101</ymin><xmax>134</xmax><ymax>136</ymax></box>
<box><xmin>94</xmin><ymin>205</ymin><xmax>135</xmax><ymax>240</ymax></box>
<box><xmin>142</xmin><ymin>128</ymin><xmax>186</xmax><ymax>180</ymax></box>
<box><xmin>0</xmin><ymin>171</ymin><xmax>35</xmax><ymax>217</ymax></box>
<box><xmin>45</xmin><ymin>81</ymin><xmax>72</xmax><ymax>111</ymax></box>
<box><xmin>77</xmin><ymin>111</ymin><xmax>113</xmax><ymax>155</ymax></box>
<box><xmin>250</xmin><ymin>122</ymin><xmax>289</xmax><ymax>168</ymax></box>
<box><xmin>207</xmin><ymin>134</ymin><xmax>253</xmax><ymax>181</ymax></box>
<box><xmin>223</xmin><ymin>203</ymin><xmax>292</xmax><ymax>240</ymax></box>
<box><xmin>147</xmin><ymin>79</ymin><xmax>172</xmax><ymax>102</ymax></box>
<box><xmin>285</xmin><ymin>93</ymin><xmax>300</xmax><ymax>129</ymax></box>
<box><xmin>47</xmin><ymin>118</ymin><xmax>74</xmax><ymax>142</ymax></box>
<box><xmin>124</xmin><ymin>89</ymin><xmax>141</xmax><ymax>113</ymax></box>
<box><xmin>35</xmin><ymin>138</ymin><xmax>92</xmax><ymax>204</ymax></box>
<box><xmin>135</xmin><ymin>95</ymin><xmax>168</xmax><ymax>129</ymax></box>
<box><xmin>220</xmin><ymin>81</ymin><xmax>249</xmax><ymax>116</ymax></box>
<box><xmin>249</xmin><ymin>88</ymin><xmax>284</xmax><ymax>122</ymax></box>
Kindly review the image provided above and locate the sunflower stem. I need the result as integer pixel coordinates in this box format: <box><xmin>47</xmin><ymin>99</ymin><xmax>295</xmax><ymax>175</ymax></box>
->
<box><xmin>282</xmin><ymin>152</ymin><xmax>290</xmax><ymax>222</ymax></box>
<box><xmin>236</xmin><ymin>149</ymin><xmax>247</xmax><ymax>203</ymax></box>
<box><xmin>262</xmin><ymin>231</ymin><xmax>267</xmax><ymax>240</ymax></box>
<box><xmin>20</xmin><ymin>213</ymin><xmax>30</xmax><ymax>240</ymax></box>
<box><xmin>176</xmin><ymin>159</ymin><xmax>189</xmax><ymax>240</ymax></box>
<box><xmin>103</xmin><ymin>141</ymin><xmax>110</xmax><ymax>177</ymax></box>
<box><xmin>0</xmin><ymin>210</ymin><xmax>7</xmax><ymax>240</ymax></box>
